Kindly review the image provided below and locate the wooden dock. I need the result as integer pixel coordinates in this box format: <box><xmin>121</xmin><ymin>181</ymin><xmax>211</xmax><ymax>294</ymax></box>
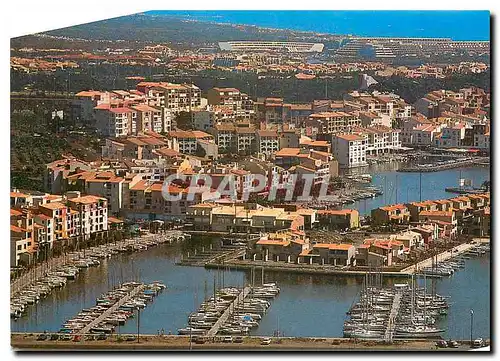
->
<box><xmin>384</xmin><ymin>291</ymin><xmax>402</xmax><ymax>342</ymax></box>
<box><xmin>78</xmin><ymin>284</ymin><xmax>145</xmax><ymax>337</ymax></box>
<box><xmin>206</xmin><ymin>287</ymin><xmax>251</xmax><ymax>337</ymax></box>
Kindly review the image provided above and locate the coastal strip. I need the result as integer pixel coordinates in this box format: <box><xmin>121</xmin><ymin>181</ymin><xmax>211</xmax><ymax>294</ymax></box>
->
<box><xmin>11</xmin><ymin>333</ymin><xmax>483</xmax><ymax>351</ymax></box>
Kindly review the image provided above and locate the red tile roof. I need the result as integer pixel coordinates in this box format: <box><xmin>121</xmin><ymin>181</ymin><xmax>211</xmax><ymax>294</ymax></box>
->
<box><xmin>11</xmin><ymin>224</ymin><xmax>27</xmax><ymax>233</ymax></box>
<box><xmin>40</xmin><ymin>202</ymin><xmax>67</xmax><ymax>210</ymax></box>
<box><xmin>109</xmin><ymin>107</ymin><xmax>133</xmax><ymax>114</ymax></box>
<box><xmin>11</xmin><ymin>209</ymin><xmax>23</xmax><ymax>217</ymax></box>
<box><xmin>335</xmin><ymin>134</ymin><xmax>364</xmax><ymax>141</ymax></box>
<box><xmin>68</xmin><ymin>195</ymin><xmax>107</xmax><ymax>205</ymax></box>
<box><xmin>256</xmin><ymin>239</ymin><xmax>290</xmax><ymax>247</ymax></box>
<box><xmin>313</xmin><ymin>243</ymin><xmax>354</xmax><ymax>251</ymax></box>
<box><xmin>11</xmin><ymin>191</ymin><xmax>29</xmax><ymax>198</ymax></box>
<box><xmin>257</xmin><ymin>130</ymin><xmax>278</xmax><ymax>137</ymax></box>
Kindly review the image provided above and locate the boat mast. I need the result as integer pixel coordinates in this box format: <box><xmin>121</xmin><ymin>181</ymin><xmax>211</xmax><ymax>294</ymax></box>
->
<box><xmin>366</xmin><ymin>269</ymin><xmax>369</xmax><ymax>321</ymax></box>
<box><xmin>411</xmin><ymin>274</ymin><xmax>414</xmax><ymax>323</ymax></box>
<box><xmin>423</xmin><ymin>274</ymin><xmax>427</xmax><ymax>330</ymax></box>
<box><xmin>222</xmin><ymin>261</ymin><xmax>225</xmax><ymax>289</ymax></box>
<box><xmin>252</xmin><ymin>266</ymin><xmax>255</xmax><ymax>290</ymax></box>
<box><xmin>213</xmin><ymin>275</ymin><xmax>216</xmax><ymax>308</ymax></box>
<box><xmin>384</xmin><ymin>176</ymin><xmax>387</xmax><ymax>204</ymax></box>
<box><xmin>204</xmin><ymin>279</ymin><xmax>208</xmax><ymax>312</ymax></box>
<box><xmin>419</xmin><ymin>172</ymin><xmax>422</xmax><ymax>202</ymax></box>
<box><xmin>395</xmin><ymin>175</ymin><xmax>398</xmax><ymax>204</ymax></box>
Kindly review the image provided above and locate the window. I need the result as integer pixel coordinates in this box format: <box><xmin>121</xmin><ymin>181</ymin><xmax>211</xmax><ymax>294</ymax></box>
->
<box><xmin>17</xmin><ymin>245</ymin><xmax>22</xmax><ymax>251</ymax></box>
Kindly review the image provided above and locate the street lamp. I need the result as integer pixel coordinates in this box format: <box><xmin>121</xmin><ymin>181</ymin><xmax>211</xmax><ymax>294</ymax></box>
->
<box><xmin>470</xmin><ymin>309</ymin><xmax>474</xmax><ymax>347</ymax></box>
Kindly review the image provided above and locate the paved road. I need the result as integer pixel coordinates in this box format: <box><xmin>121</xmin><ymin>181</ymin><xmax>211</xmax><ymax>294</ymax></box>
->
<box><xmin>12</xmin><ymin>333</ymin><xmax>485</xmax><ymax>351</ymax></box>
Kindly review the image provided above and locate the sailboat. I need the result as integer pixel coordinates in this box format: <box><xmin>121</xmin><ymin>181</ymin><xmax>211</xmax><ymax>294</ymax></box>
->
<box><xmin>395</xmin><ymin>275</ymin><xmax>445</xmax><ymax>338</ymax></box>
<box><xmin>445</xmin><ymin>170</ymin><xmax>486</xmax><ymax>194</ymax></box>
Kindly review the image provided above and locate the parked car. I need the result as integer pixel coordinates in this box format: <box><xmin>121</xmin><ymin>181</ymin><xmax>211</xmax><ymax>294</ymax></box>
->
<box><xmin>472</xmin><ymin>338</ymin><xmax>484</xmax><ymax>348</ymax></box>
<box><xmin>222</xmin><ymin>336</ymin><xmax>233</xmax><ymax>343</ymax></box>
<box><xmin>50</xmin><ymin>334</ymin><xmax>59</xmax><ymax>341</ymax></box>
<box><xmin>125</xmin><ymin>335</ymin><xmax>136</xmax><ymax>342</ymax></box>
<box><xmin>261</xmin><ymin>337</ymin><xmax>272</xmax><ymax>345</ymax></box>
<box><xmin>96</xmin><ymin>334</ymin><xmax>108</xmax><ymax>341</ymax></box>
<box><xmin>234</xmin><ymin>336</ymin><xmax>243</xmax><ymax>343</ymax></box>
<box><xmin>194</xmin><ymin>336</ymin><xmax>206</xmax><ymax>344</ymax></box>
<box><xmin>84</xmin><ymin>335</ymin><xmax>95</xmax><ymax>341</ymax></box>
<box><xmin>436</xmin><ymin>340</ymin><xmax>448</xmax><ymax>348</ymax></box>
<box><xmin>448</xmin><ymin>340</ymin><xmax>459</xmax><ymax>348</ymax></box>
<box><xmin>36</xmin><ymin>334</ymin><xmax>48</xmax><ymax>341</ymax></box>
<box><xmin>59</xmin><ymin>334</ymin><xmax>72</xmax><ymax>341</ymax></box>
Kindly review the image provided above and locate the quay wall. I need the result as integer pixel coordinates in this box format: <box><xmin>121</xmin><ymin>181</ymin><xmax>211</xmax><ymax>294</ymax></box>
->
<box><xmin>398</xmin><ymin>158</ymin><xmax>489</xmax><ymax>172</ymax></box>
<box><xmin>204</xmin><ymin>260</ymin><xmax>440</xmax><ymax>278</ymax></box>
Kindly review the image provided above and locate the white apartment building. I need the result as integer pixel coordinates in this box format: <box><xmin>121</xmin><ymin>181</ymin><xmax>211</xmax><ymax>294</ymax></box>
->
<box><xmin>395</xmin><ymin>104</ymin><xmax>413</xmax><ymax>120</ymax></box>
<box><xmin>256</xmin><ymin>130</ymin><xmax>280</xmax><ymax>158</ymax></box>
<box><xmin>34</xmin><ymin>213</ymin><xmax>54</xmax><ymax>247</ymax></box>
<box><xmin>332</xmin><ymin>133</ymin><xmax>368</xmax><ymax>168</ymax></box>
<box><xmin>94</xmin><ymin>107</ymin><xmax>133</xmax><ymax>137</ymax></box>
<box><xmin>10</xmin><ymin>225</ymin><xmax>32</xmax><ymax>267</ymax></box>
<box><xmin>210</xmin><ymin>123</ymin><xmax>236</xmax><ymax>151</ymax></box>
<box><xmin>236</xmin><ymin>127</ymin><xmax>256</xmax><ymax>154</ymax></box>
<box><xmin>359</xmin><ymin>112</ymin><xmax>392</xmax><ymax>128</ymax></box>
<box><xmin>308</xmin><ymin>112</ymin><xmax>361</xmax><ymax>134</ymax></box>
<box><xmin>355</xmin><ymin>126</ymin><xmax>402</xmax><ymax>155</ymax></box>
<box><xmin>72</xmin><ymin>91</ymin><xmax>111</xmax><ymax>123</ymax></box>
<box><xmin>169</xmin><ymin>130</ymin><xmax>214</xmax><ymax>155</ymax></box>
<box><xmin>434</xmin><ymin>123</ymin><xmax>467</xmax><ymax>148</ymax></box>
<box><xmin>67</xmin><ymin>195</ymin><xmax>108</xmax><ymax>238</ymax></box>
<box><xmin>346</xmin><ymin>92</ymin><xmax>396</xmax><ymax>118</ymax></box>
<box><xmin>142</xmin><ymin>82</ymin><xmax>201</xmax><ymax>113</ymax></box>
<box><xmin>130</xmin><ymin>104</ymin><xmax>163</xmax><ymax>134</ymax></box>
<box><xmin>66</xmin><ymin>208</ymin><xmax>81</xmax><ymax>238</ymax></box>
<box><xmin>401</xmin><ymin>124</ymin><xmax>441</xmax><ymax>146</ymax></box>
<box><xmin>85</xmin><ymin>175</ymin><xmax>125</xmax><ymax>215</ymax></box>
<box><xmin>163</xmin><ymin>108</ymin><xmax>173</xmax><ymax>133</ymax></box>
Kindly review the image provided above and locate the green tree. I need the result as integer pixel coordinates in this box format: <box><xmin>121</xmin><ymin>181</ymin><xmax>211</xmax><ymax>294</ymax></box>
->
<box><xmin>195</xmin><ymin>144</ymin><xmax>206</xmax><ymax>158</ymax></box>
<box><xmin>174</xmin><ymin>111</ymin><xmax>192</xmax><ymax>130</ymax></box>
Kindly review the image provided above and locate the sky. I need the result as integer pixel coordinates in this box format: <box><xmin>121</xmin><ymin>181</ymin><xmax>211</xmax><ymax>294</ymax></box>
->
<box><xmin>146</xmin><ymin>10</ymin><xmax>490</xmax><ymax>41</ymax></box>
